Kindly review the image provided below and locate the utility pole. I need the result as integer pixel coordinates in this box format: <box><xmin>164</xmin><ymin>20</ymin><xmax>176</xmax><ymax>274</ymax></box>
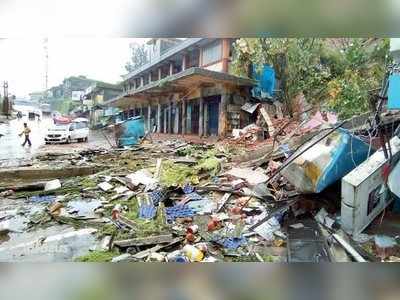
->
<box><xmin>2</xmin><ymin>81</ymin><xmax>11</xmax><ymax>118</ymax></box>
<box><xmin>43</xmin><ymin>37</ymin><xmax>49</xmax><ymax>103</ymax></box>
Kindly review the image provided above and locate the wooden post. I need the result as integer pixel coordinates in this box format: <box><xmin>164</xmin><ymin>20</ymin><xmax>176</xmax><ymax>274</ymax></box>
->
<box><xmin>169</xmin><ymin>62</ymin><xmax>174</xmax><ymax>76</ymax></box>
<box><xmin>157</xmin><ymin>102</ymin><xmax>161</xmax><ymax>133</ymax></box>
<box><xmin>168</xmin><ymin>101</ymin><xmax>172</xmax><ymax>133</ymax></box>
<box><xmin>133</xmin><ymin>80</ymin><xmax>137</xmax><ymax>90</ymax></box>
<box><xmin>140</xmin><ymin>77</ymin><xmax>144</xmax><ymax>87</ymax></box>
<box><xmin>148</xmin><ymin>72</ymin><xmax>152</xmax><ymax>83</ymax></box>
<box><xmin>222</xmin><ymin>38</ymin><xmax>230</xmax><ymax>73</ymax></box>
<box><xmin>199</xmin><ymin>95</ymin><xmax>204</xmax><ymax>137</ymax></box>
<box><xmin>219</xmin><ymin>90</ymin><xmax>229</xmax><ymax>136</ymax></box>
<box><xmin>181</xmin><ymin>99</ymin><xmax>187</xmax><ymax>135</ymax></box>
<box><xmin>147</xmin><ymin>103</ymin><xmax>152</xmax><ymax>132</ymax></box>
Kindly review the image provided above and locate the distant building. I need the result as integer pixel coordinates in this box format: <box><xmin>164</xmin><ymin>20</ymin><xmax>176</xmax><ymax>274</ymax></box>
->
<box><xmin>83</xmin><ymin>81</ymin><xmax>123</xmax><ymax>127</ymax></box>
<box><xmin>48</xmin><ymin>85</ymin><xmax>64</xmax><ymax>99</ymax></box>
<box><xmin>29</xmin><ymin>91</ymin><xmax>44</xmax><ymax>102</ymax></box>
<box><xmin>107</xmin><ymin>38</ymin><xmax>255</xmax><ymax>137</ymax></box>
<box><xmin>62</xmin><ymin>76</ymin><xmax>97</xmax><ymax>100</ymax></box>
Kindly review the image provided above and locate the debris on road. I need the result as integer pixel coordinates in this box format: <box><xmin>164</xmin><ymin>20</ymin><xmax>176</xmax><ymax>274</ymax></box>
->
<box><xmin>1</xmin><ymin>109</ymin><xmax>400</xmax><ymax>263</ymax></box>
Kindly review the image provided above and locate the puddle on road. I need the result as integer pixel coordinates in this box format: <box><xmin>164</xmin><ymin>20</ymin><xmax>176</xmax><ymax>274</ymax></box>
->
<box><xmin>0</xmin><ymin>196</ymin><xmax>99</xmax><ymax>262</ymax></box>
<box><xmin>63</xmin><ymin>199</ymin><xmax>103</xmax><ymax>220</ymax></box>
<box><xmin>0</xmin><ymin>225</ymin><xmax>98</xmax><ymax>262</ymax></box>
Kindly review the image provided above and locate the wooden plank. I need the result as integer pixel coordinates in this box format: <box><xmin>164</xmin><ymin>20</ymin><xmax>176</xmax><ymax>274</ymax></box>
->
<box><xmin>131</xmin><ymin>237</ymin><xmax>184</xmax><ymax>260</ymax></box>
<box><xmin>114</xmin><ymin>234</ymin><xmax>174</xmax><ymax>248</ymax></box>
<box><xmin>227</xmin><ymin>104</ymin><xmax>241</xmax><ymax>112</ymax></box>
<box><xmin>260</xmin><ymin>106</ymin><xmax>275</xmax><ymax>136</ymax></box>
<box><xmin>217</xmin><ymin>193</ymin><xmax>232</xmax><ymax>212</ymax></box>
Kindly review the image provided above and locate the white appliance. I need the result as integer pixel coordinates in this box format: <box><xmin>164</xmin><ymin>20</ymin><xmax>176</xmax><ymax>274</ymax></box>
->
<box><xmin>390</xmin><ymin>38</ymin><xmax>400</xmax><ymax>63</ymax></box>
<box><xmin>388</xmin><ymin>160</ymin><xmax>400</xmax><ymax>198</ymax></box>
<box><xmin>341</xmin><ymin>136</ymin><xmax>400</xmax><ymax>236</ymax></box>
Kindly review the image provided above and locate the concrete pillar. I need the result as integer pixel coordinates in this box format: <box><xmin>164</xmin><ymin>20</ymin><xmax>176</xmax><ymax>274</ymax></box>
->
<box><xmin>168</xmin><ymin>102</ymin><xmax>172</xmax><ymax>133</ymax></box>
<box><xmin>199</xmin><ymin>96</ymin><xmax>204</xmax><ymax>137</ymax></box>
<box><xmin>218</xmin><ymin>92</ymin><xmax>229</xmax><ymax>136</ymax></box>
<box><xmin>174</xmin><ymin>102</ymin><xmax>179</xmax><ymax>134</ymax></box>
<box><xmin>132</xmin><ymin>105</ymin><xmax>136</xmax><ymax>116</ymax></box>
<box><xmin>186</xmin><ymin>102</ymin><xmax>192</xmax><ymax>134</ymax></box>
<box><xmin>182</xmin><ymin>54</ymin><xmax>187</xmax><ymax>71</ymax></box>
<box><xmin>147</xmin><ymin>103</ymin><xmax>152</xmax><ymax>132</ymax></box>
<box><xmin>199</xmin><ymin>48</ymin><xmax>203</xmax><ymax>67</ymax></box>
<box><xmin>157</xmin><ymin>102</ymin><xmax>161</xmax><ymax>133</ymax></box>
<box><xmin>158</xmin><ymin>68</ymin><xmax>162</xmax><ymax>80</ymax></box>
<box><xmin>163</xmin><ymin>106</ymin><xmax>167</xmax><ymax>134</ymax></box>
<box><xmin>169</xmin><ymin>63</ymin><xmax>174</xmax><ymax>76</ymax></box>
<box><xmin>181</xmin><ymin>99</ymin><xmax>187</xmax><ymax>135</ymax></box>
<box><xmin>204</xmin><ymin>102</ymin><xmax>208</xmax><ymax>136</ymax></box>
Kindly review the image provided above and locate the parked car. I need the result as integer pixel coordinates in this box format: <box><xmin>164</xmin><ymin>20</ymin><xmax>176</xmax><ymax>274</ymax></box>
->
<box><xmin>45</xmin><ymin>118</ymin><xmax>89</xmax><ymax>144</ymax></box>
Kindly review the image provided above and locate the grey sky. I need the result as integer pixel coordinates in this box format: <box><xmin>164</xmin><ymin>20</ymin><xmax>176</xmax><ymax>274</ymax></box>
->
<box><xmin>0</xmin><ymin>38</ymin><xmax>143</xmax><ymax>97</ymax></box>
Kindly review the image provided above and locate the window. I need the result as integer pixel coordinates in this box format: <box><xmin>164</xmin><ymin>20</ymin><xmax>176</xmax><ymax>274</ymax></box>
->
<box><xmin>73</xmin><ymin>122</ymin><xmax>88</xmax><ymax>129</ymax></box>
<box><xmin>202</xmin><ymin>41</ymin><xmax>222</xmax><ymax>66</ymax></box>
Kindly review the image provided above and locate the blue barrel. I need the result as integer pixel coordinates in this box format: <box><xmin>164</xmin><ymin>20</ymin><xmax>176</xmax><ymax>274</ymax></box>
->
<box><xmin>117</xmin><ymin>116</ymin><xmax>145</xmax><ymax>147</ymax></box>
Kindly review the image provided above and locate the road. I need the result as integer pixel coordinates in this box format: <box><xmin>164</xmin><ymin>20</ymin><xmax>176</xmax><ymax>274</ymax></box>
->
<box><xmin>0</xmin><ymin>116</ymin><xmax>111</xmax><ymax>168</ymax></box>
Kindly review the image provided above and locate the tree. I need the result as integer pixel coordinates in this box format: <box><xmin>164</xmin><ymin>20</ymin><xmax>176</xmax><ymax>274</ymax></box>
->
<box><xmin>231</xmin><ymin>38</ymin><xmax>330</xmax><ymax>112</ymax></box>
<box><xmin>231</xmin><ymin>38</ymin><xmax>390</xmax><ymax>118</ymax></box>
<box><xmin>125</xmin><ymin>42</ymin><xmax>149</xmax><ymax>73</ymax></box>
<box><xmin>322</xmin><ymin>38</ymin><xmax>390</xmax><ymax>118</ymax></box>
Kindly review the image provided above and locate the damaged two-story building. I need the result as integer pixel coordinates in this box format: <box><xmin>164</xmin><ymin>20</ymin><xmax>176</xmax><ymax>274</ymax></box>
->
<box><xmin>106</xmin><ymin>38</ymin><xmax>256</xmax><ymax>137</ymax></box>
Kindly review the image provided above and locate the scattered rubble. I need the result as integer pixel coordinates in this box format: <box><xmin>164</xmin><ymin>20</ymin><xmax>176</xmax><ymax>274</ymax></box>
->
<box><xmin>1</xmin><ymin>110</ymin><xmax>399</xmax><ymax>263</ymax></box>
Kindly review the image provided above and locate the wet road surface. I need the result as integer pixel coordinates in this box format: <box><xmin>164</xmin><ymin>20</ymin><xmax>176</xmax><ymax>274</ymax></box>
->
<box><xmin>0</xmin><ymin>117</ymin><xmax>111</xmax><ymax>168</ymax></box>
<box><xmin>0</xmin><ymin>117</ymin><xmax>53</xmax><ymax>167</ymax></box>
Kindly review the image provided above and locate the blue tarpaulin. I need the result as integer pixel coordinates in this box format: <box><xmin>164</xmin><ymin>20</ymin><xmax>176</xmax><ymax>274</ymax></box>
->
<box><xmin>388</xmin><ymin>74</ymin><xmax>400</xmax><ymax>110</ymax></box>
<box><xmin>251</xmin><ymin>64</ymin><xmax>276</xmax><ymax>100</ymax></box>
<box><xmin>117</xmin><ymin>116</ymin><xmax>145</xmax><ymax>147</ymax></box>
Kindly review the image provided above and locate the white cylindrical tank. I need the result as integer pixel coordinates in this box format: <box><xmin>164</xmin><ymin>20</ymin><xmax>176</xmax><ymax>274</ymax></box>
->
<box><xmin>390</xmin><ymin>38</ymin><xmax>400</xmax><ymax>63</ymax></box>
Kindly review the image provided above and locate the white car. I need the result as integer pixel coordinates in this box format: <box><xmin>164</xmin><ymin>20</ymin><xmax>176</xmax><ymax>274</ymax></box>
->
<box><xmin>45</xmin><ymin>118</ymin><xmax>89</xmax><ymax>144</ymax></box>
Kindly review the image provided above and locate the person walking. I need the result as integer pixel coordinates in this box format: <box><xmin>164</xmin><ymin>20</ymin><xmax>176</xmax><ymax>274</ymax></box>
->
<box><xmin>19</xmin><ymin>123</ymin><xmax>32</xmax><ymax>147</ymax></box>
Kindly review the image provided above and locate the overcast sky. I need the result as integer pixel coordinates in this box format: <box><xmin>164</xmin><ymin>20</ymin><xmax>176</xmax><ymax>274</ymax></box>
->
<box><xmin>0</xmin><ymin>38</ymin><xmax>144</xmax><ymax>98</ymax></box>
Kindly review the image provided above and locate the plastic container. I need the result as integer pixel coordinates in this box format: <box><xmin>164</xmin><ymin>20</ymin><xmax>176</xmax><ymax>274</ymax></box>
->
<box><xmin>166</xmin><ymin>250</ymin><xmax>189</xmax><ymax>263</ymax></box>
<box><xmin>183</xmin><ymin>244</ymin><xmax>204</xmax><ymax>262</ymax></box>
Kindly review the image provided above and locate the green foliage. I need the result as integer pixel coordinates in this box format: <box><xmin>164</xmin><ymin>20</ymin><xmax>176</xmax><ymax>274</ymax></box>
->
<box><xmin>326</xmin><ymin>72</ymin><xmax>370</xmax><ymax>119</ymax></box>
<box><xmin>194</xmin><ymin>150</ymin><xmax>221</xmax><ymax>176</ymax></box>
<box><xmin>49</xmin><ymin>97</ymin><xmax>76</xmax><ymax>115</ymax></box>
<box><xmin>74</xmin><ymin>250</ymin><xmax>120</xmax><ymax>262</ymax></box>
<box><xmin>123</xmin><ymin>198</ymin><xmax>169</xmax><ymax>238</ymax></box>
<box><xmin>160</xmin><ymin>160</ymin><xmax>199</xmax><ymax>187</ymax></box>
<box><xmin>232</xmin><ymin>38</ymin><xmax>330</xmax><ymax>107</ymax></box>
<box><xmin>231</xmin><ymin>38</ymin><xmax>390</xmax><ymax>118</ymax></box>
